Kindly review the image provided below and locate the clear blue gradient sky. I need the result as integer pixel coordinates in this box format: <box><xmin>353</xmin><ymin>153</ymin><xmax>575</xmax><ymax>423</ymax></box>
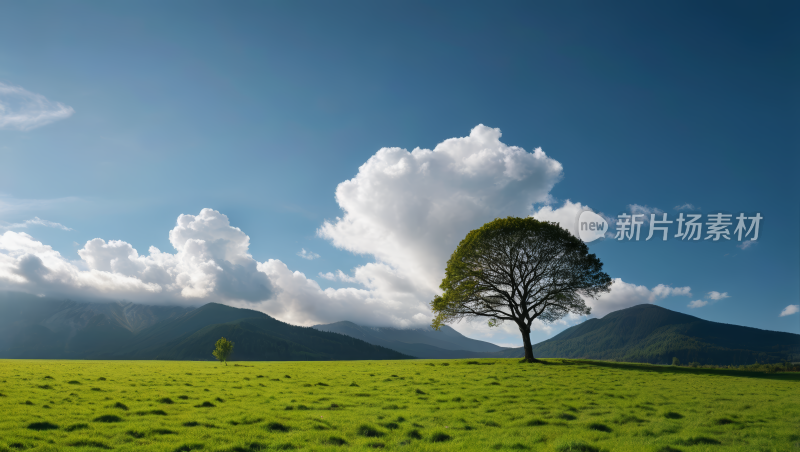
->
<box><xmin>0</xmin><ymin>1</ymin><xmax>797</xmax><ymax>346</ymax></box>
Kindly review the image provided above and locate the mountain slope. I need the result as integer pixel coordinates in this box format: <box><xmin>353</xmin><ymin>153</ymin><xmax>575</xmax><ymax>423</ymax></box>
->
<box><xmin>312</xmin><ymin>321</ymin><xmax>509</xmax><ymax>358</ymax></box>
<box><xmin>150</xmin><ymin>317</ymin><xmax>411</xmax><ymax>361</ymax></box>
<box><xmin>494</xmin><ymin>304</ymin><xmax>800</xmax><ymax>365</ymax></box>
<box><xmin>0</xmin><ymin>294</ymin><xmax>410</xmax><ymax>361</ymax></box>
<box><xmin>0</xmin><ymin>291</ymin><xmax>192</xmax><ymax>358</ymax></box>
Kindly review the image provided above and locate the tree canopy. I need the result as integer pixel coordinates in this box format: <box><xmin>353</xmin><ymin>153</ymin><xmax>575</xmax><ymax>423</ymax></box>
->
<box><xmin>431</xmin><ymin>217</ymin><xmax>612</xmax><ymax>362</ymax></box>
<box><xmin>212</xmin><ymin>337</ymin><xmax>234</xmax><ymax>365</ymax></box>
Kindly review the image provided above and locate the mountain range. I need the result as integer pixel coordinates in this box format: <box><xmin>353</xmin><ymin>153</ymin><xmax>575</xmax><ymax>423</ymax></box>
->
<box><xmin>495</xmin><ymin>304</ymin><xmax>800</xmax><ymax>365</ymax></box>
<box><xmin>312</xmin><ymin>321</ymin><xmax>509</xmax><ymax>358</ymax></box>
<box><xmin>0</xmin><ymin>292</ymin><xmax>409</xmax><ymax>361</ymax></box>
<box><xmin>1</xmin><ymin>291</ymin><xmax>797</xmax><ymax>365</ymax></box>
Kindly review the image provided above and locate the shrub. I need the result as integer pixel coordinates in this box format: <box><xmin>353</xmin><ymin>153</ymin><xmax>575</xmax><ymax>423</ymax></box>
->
<box><xmin>672</xmin><ymin>357</ymin><xmax>681</xmax><ymax>366</ymax></box>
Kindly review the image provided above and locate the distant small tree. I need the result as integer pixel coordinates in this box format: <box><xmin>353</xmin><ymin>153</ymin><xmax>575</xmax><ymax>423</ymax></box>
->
<box><xmin>672</xmin><ymin>357</ymin><xmax>681</xmax><ymax>366</ymax></box>
<box><xmin>212</xmin><ymin>337</ymin><xmax>234</xmax><ymax>366</ymax></box>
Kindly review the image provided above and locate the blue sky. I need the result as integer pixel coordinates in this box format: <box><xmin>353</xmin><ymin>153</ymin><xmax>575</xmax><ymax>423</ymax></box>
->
<box><xmin>0</xmin><ymin>1</ymin><xmax>797</xmax><ymax>346</ymax></box>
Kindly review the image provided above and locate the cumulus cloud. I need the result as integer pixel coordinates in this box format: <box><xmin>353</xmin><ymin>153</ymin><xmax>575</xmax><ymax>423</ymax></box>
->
<box><xmin>318</xmin><ymin>124</ymin><xmax>564</xmax><ymax>299</ymax></box>
<box><xmin>0</xmin><ymin>125</ymin><xmax>697</xmax><ymax>339</ymax></box>
<box><xmin>584</xmin><ymin>278</ymin><xmax>692</xmax><ymax>317</ymax></box>
<box><xmin>296</xmin><ymin>249</ymin><xmax>320</xmax><ymax>260</ymax></box>
<box><xmin>0</xmin><ymin>82</ymin><xmax>74</xmax><ymax>131</ymax></box>
<box><xmin>247</xmin><ymin>260</ymin><xmax>431</xmax><ymax>327</ymax></box>
<box><xmin>531</xmin><ymin>200</ymin><xmax>617</xmax><ymax>240</ymax></box>
<box><xmin>780</xmin><ymin>305</ymin><xmax>799</xmax><ymax>317</ymax></box>
<box><xmin>0</xmin><ymin>209</ymin><xmax>274</xmax><ymax>303</ymax></box>
<box><xmin>1</xmin><ymin>217</ymin><xmax>72</xmax><ymax>231</ymax></box>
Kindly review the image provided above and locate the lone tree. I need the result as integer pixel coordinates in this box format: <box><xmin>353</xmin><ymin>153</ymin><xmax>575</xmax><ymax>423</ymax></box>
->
<box><xmin>431</xmin><ymin>217</ymin><xmax>612</xmax><ymax>362</ymax></box>
<box><xmin>212</xmin><ymin>337</ymin><xmax>234</xmax><ymax>365</ymax></box>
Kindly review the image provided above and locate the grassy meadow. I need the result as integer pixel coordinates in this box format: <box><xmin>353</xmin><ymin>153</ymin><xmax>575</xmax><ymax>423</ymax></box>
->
<box><xmin>0</xmin><ymin>358</ymin><xmax>798</xmax><ymax>452</ymax></box>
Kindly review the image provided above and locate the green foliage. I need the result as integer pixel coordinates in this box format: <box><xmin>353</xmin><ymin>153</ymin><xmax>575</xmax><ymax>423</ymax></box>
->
<box><xmin>0</xmin><ymin>358</ymin><xmax>797</xmax><ymax>450</ymax></box>
<box><xmin>672</xmin><ymin>357</ymin><xmax>680</xmax><ymax>366</ymax></box>
<box><xmin>431</xmin><ymin>217</ymin><xmax>611</xmax><ymax>361</ymax></box>
<box><xmin>212</xmin><ymin>337</ymin><xmax>235</xmax><ymax>366</ymax></box>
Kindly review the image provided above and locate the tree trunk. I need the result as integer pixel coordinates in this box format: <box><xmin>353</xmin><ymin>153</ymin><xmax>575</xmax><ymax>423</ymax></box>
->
<box><xmin>520</xmin><ymin>324</ymin><xmax>537</xmax><ymax>363</ymax></box>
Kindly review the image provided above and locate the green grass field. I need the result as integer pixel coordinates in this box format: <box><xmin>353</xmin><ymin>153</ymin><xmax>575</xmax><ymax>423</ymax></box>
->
<box><xmin>1</xmin><ymin>359</ymin><xmax>798</xmax><ymax>452</ymax></box>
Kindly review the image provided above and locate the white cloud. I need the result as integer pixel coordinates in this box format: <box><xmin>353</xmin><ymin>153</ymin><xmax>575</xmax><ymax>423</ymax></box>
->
<box><xmin>296</xmin><ymin>248</ymin><xmax>320</xmax><ymax>260</ymax></box>
<box><xmin>779</xmin><ymin>305</ymin><xmax>799</xmax><ymax>317</ymax></box>
<box><xmin>318</xmin><ymin>124</ymin><xmax>564</xmax><ymax>300</ymax></box>
<box><xmin>0</xmin><ymin>82</ymin><xmax>74</xmax><ymax>131</ymax></box>
<box><xmin>1</xmin><ymin>217</ymin><xmax>72</xmax><ymax>231</ymax></box>
<box><xmin>687</xmin><ymin>290</ymin><xmax>729</xmax><ymax>308</ymax></box>
<box><xmin>583</xmin><ymin>278</ymin><xmax>692</xmax><ymax>317</ymax></box>
<box><xmin>0</xmin><ymin>209</ymin><xmax>274</xmax><ymax>303</ymax></box>
<box><xmin>688</xmin><ymin>300</ymin><xmax>708</xmax><ymax>309</ymax></box>
<box><xmin>0</xmin><ymin>125</ymin><xmax>697</xmax><ymax>340</ymax></box>
<box><xmin>531</xmin><ymin>200</ymin><xmax>616</xmax><ymax>241</ymax></box>
<box><xmin>738</xmin><ymin>240</ymin><xmax>756</xmax><ymax>250</ymax></box>
<box><xmin>629</xmin><ymin>204</ymin><xmax>664</xmax><ymax>217</ymax></box>
<box><xmin>674</xmin><ymin>203</ymin><xmax>698</xmax><ymax>211</ymax></box>
<box><xmin>247</xmin><ymin>260</ymin><xmax>432</xmax><ymax>327</ymax></box>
